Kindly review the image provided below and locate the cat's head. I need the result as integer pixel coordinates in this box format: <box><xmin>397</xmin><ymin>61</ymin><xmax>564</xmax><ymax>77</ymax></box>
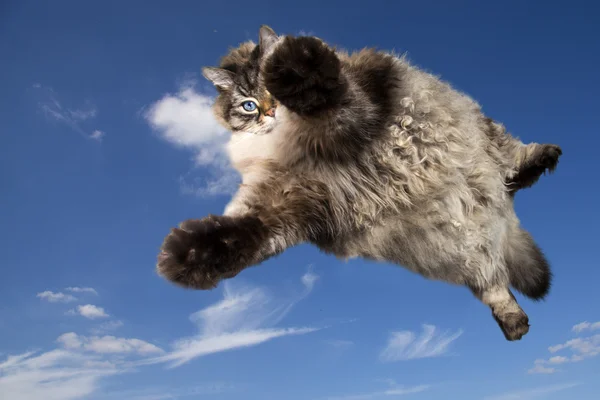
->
<box><xmin>202</xmin><ymin>26</ymin><xmax>281</xmax><ymax>136</ymax></box>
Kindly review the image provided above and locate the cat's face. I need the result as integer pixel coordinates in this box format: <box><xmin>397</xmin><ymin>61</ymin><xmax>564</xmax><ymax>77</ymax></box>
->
<box><xmin>203</xmin><ymin>26</ymin><xmax>281</xmax><ymax>136</ymax></box>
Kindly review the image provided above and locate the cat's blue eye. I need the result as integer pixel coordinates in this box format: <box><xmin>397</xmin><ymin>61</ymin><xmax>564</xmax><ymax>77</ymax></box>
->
<box><xmin>242</xmin><ymin>101</ymin><xmax>257</xmax><ymax>112</ymax></box>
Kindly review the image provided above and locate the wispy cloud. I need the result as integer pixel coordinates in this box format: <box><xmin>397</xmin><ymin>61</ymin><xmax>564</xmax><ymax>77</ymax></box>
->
<box><xmin>301</xmin><ymin>267</ymin><xmax>319</xmax><ymax>292</ymax></box>
<box><xmin>90</xmin><ymin>130</ymin><xmax>105</xmax><ymax>141</ymax></box>
<box><xmin>0</xmin><ymin>349</ymin><xmax>119</xmax><ymax>400</ymax></box>
<box><xmin>4</xmin><ymin>272</ymin><xmax>319</xmax><ymax>399</ymax></box>
<box><xmin>137</xmin><ymin>269</ymin><xmax>320</xmax><ymax>368</ymax></box>
<box><xmin>484</xmin><ymin>383</ymin><xmax>581</xmax><ymax>400</ymax></box>
<box><xmin>548</xmin><ymin>335</ymin><xmax>600</xmax><ymax>356</ymax></box>
<box><xmin>324</xmin><ymin>380</ymin><xmax>429</xmax><ymax>400</ymax></box>
<box><xmin>90</xmin><ymin>320</ymin><xmax>124</xmax><ymax>335</ymax></box>
<box><xmin>527</xmin><ymin>360</ymin><xmax>557</xmax><ymax>375</ymax></box>
<box><xmin>57</xmin><ymin>332</ymin><xmax>163</xmax><ymax>355</ymax></box>
<box><xmin>528</xmin><ymin>320</ymin><xmax>600</xmax><ymax>374</ymax></box>
<box><xmin>572</xmin><ymin>320</ymin><xmax>600</xmax><ymax>333</ymax></box>
<box><xmin>144</xmin><ymin>80</ymin><xmax>240</xmax><ymax>197</ymax></box>
<box><xmin>379</xmin><ymin>324</ymin><xmax>462</xmax><ymax>362</ymax></box>
<box><xmin>33</xmin><ymin>84</ymin><xmax>104</xmax><ymax>142</ymax></box>
<box><xmin>0</xmin><ymin>329</ymin><xmax>163</xmax><ymax>400</ymax></box>
<box><xmin>68</xmin><ymin>304</ymin><xmax>109</xmax><ymax>319</ymax></box>
<box><xmin>65</xmin><ymin>287</ymin><xmax>98</xmax><ymax>295</ymax></box>
<box><xmin>37</xmin><ymin>290</ymin><xmax>77</xmax><ymax>303</ymax></box>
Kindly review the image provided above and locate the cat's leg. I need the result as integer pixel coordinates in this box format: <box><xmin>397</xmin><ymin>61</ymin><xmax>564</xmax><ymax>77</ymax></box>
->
<box><xmin>484</xmin><ymin>118</ymin><xmax>561</xmax><ymax>192</ymax></box>
<box><xmin>508</xmin><ymin>143</ymin><xmax>562</xmax><ymax>191</ymax></box>
<box><xmin>472</xmin><ymin>285</ymin><xmax>530</xmax><ymax>341</ymax></box>
<box><xmin>460</xmin><ymin>219</ymin><xmax>530</xmax><ymax>341</ymax></box>
<box><xmin>156</xmin><ymin>177</ymin><xmax>333</xmax><ymax>290</ymax></box>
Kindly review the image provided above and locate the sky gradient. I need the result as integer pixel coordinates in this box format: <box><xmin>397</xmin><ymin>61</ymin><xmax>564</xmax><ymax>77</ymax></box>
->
<box><xmin>1</xmin><ymin>1</ymin><xmax>599</xmax><ymax>399</ymax></box>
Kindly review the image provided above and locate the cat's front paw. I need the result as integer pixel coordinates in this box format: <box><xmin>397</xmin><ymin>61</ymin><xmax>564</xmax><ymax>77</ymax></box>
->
<box><xmin>157</xmin><ymin>215</ymin><xmax>267</xmax><ymax>290</ymax></box>
<box><xmin>262</xmin><ymin>36</ymin><xmax>346</xmax><ymax>115</ymax></box>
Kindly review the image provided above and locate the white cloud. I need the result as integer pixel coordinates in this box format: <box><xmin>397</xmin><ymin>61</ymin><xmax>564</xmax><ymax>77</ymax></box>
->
<box><xmin>90</xmin><ymin>130</ymin><xmax>104</xmax><ymax>141</ymax></box>
<box><xmin>527</xmin><ymin>359</ymin><xmax>557</xmax><ymax>374</ymax></box>
<box><xmin>528</xmin><ymin>320</ymin><xmax>600</xmax><ymax>373</ymax></box>
<box><xmin>145</xmin><ymin>85</ymin><xmax>227</xmax><ymax>149</ymax></box>
<box><xmin>484</xmin><ymin>383</ymin><xmax>581</xmax><ymax>400</ymax></box>
<box><xmin>548</xmin><ymin>334</ymin><xmax>600</xmax><ymax>358</ymax></box>
<box><xmin>547</xmin><ymin>356</ymin><xmax>569</xmax><ymax>364</ymax></box>
<box><xmin>324</xmin><ymin>380</ymin><xmax>429</xmax><ymax>400</ymax></box>
<box><xmin>0</xmin><ymin>327</ymin><xmax>163</xmax><ymax>400</ymax></box>
<box><xmin>136</xmin><ymin>270</ymin><xmax>320</xmax><ymax>368</ymax></box>
<box><xmin>379</xmin><ymin>324</ymin><xmax>462</xmax><ymax>362</ymax></box>
<box><xmin>68</xmin><ymin>304</ymin><xmax>109</xmax><ymax>319</ymax></box>
<box><xmin>65</xmin><ymin>287</ymin><xmax>98</xmax><ymax>295</ymax></box>
<box><xmin>37</xmin><ymin>290</ymin><xmax>77</xmax><ymax>303</ymax></box>
<box><xmin>57</xmin><ymin>332</ymin><xmax>163</xmax><ymax>355</ymax></box>
<box><xmin>301</xmin><ymin>269</ymin><xmax>319</xmax><ymax>292</ymax></box>
<box><xmin>572</xmin><ymin>320</ymin><xmax>600</xmax><ymax>333</ymax></box>
<box><xmin>6</xmin><ymin>271</ymin><xmax>320</xmax><ymax>399</ymax></box>
<box><xmin>145</xmin><ymin>81</ymin><xmax>240</xmax><ymax>197</ymax></box>
<box><xmin>33</xmin><ymin>84</ymin><xmax>103</xmax><ymax>142</ymax></box>
<box><xmin>90</xmin><ymin>320</ymin><xmax>124</xmax><ymax>335</ymax></box>
<box><xmin>0</xmin><ymin>349</ymin><xmax>119</xmax><ymax>400</ymax></box>
<box><xmin>0</xmin><ymin>330</ymin><xmax>163</xmax><ymax>400</ymax></box>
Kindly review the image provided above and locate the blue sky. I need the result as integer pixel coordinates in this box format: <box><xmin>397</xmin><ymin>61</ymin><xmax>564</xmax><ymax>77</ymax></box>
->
<box><xmin>1</xmin><ymin>0</ymin><xmax>599</xmax><ymax>399</ymax></box>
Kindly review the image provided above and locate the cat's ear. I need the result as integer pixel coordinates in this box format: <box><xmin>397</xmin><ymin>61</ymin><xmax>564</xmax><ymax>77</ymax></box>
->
<box><xmin>202</xmin><ymin>67</ymin><xmax>235</xmax><ymax>91</ymax></box>
<box><xmin>259</xmin><ymin>25</ymin><xmax>279</xmax><ymax>54</ymax></box>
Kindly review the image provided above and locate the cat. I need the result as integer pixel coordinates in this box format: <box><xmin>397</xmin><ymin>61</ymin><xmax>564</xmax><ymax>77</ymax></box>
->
<box><xmin>156</xmin><ymin>25</ymin><xmax>562</xmax><ymax>341</ymax></box>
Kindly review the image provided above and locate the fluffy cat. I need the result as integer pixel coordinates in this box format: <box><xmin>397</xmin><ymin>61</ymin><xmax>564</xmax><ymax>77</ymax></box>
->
<box><xmin>157</xmin><ymin>26</ymin><xmax>562</xmax><ymax>341</ymax></box>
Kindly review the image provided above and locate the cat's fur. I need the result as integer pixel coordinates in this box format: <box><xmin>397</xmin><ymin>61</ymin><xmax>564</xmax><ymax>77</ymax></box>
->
<box><xmin>157</xmin><ymin>26</ymin><xmax>562</xmax><ymax>341</ymax></box>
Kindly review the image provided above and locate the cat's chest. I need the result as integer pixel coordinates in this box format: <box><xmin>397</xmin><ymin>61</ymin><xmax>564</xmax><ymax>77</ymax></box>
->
<box><xmin>225</xmin><ymin>130</ymin><xmax>283</xmax><ymax>174</ymax></box>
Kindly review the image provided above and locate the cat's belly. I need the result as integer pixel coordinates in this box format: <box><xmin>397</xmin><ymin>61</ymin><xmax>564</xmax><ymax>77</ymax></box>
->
<box><xmin>318</xmin><ymin>200</ymin><xmax>508</xmax><ymax>285</ymax></box>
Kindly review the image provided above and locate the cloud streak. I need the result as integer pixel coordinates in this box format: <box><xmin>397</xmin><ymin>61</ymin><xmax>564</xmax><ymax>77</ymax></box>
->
<box><xmin>529</xmin><ymin>320</ymin><xmax>600</xmax><ymax>374</ymax></box>
<box><xmin>0</xmin><ymin>349</ymin><xmax>119</xmax><ymax>400</ymax></box>
<box><xmin>57</xmin><ymin>332</ymin><xmax>163</xmax><ymax>355</ymax></box>
<box><xmin>379</xmin><ymin>324</ymin><xmax>462</xmax><ymax>362</ymax></box>
<box><xmin>33</xmin><ymin>84</ymin><xmax>104</xmax><ymax>142</ymax></box>
<box><xmin>572</xmin><ymin>320</ymin><xmax>600</xmax><ymax>333</ymax></box>
<box><xmin>37</xmin><ymin>290</ymin><xmax>77</xmax><ymax>303</ymax></box>
<box><xmin>0</xmin><ymin>329</ymin><xmax>164</xmax><ymax>400</ymax></box>
<box><xmin>5</xmin><ymin>271</ymin><xmax>319</xmax><ymax>399</ymax></box>
<box><xmin>66</xmin><ymin>287</ymin><xmax>98</xmax><ymax>295</ymax></box>
<box><xmin>324</xmin><ymin>380</ymin><xmax>429</xmax><ymax>400</ymax></box>
<box><xmin>137</xmin><ymin>269</ymin><xmax>321</xmax><ymax>368</ymax></box>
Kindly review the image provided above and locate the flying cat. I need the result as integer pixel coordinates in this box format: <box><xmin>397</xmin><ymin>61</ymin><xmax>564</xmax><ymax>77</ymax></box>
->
<box><xmin>156</xmin><ymin>26</ymin><xmax>562</xmax><ymax>341</ymax></box>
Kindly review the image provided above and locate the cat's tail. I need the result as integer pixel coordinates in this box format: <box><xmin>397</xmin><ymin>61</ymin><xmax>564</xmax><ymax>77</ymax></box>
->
<box><xmin>505</xmin><ymin>228</ymin><xmax>552</xmax><ymax>300</ymax></box>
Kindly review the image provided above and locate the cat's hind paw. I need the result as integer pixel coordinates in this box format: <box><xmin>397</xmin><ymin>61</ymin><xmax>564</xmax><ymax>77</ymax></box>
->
<box><xmin>536</xmin><ymin>144</ymin><xmax>562</xmax><ymax>173</ymax></box>
<box><xmin>493</xmin><ymin>310</ymin><xmax>530</xmax><ymax>341</ymax></box>
<box><xmin>157</xmin><ymin>215</ymin><xmax>267</xmax><ymax>290</ymax></box>
<box><xmin>509</xmin><ymin>144</ymin><xmax>562</xmax><ymax>191</ymax></box>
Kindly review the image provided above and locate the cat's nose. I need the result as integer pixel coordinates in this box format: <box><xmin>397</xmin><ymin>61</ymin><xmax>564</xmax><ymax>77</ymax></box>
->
<box><xmin>264</xmin><ymin>108</ymin><xmax>276</xmax><ymax>117</ymax></box>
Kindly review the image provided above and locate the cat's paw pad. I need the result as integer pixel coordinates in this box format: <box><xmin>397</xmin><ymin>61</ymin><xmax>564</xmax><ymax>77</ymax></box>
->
<box><xmin>262</xmin><ymin>36</ymin><xmax>345</xmax><ymax>114</ymax></box>
<box><xmin>536</xmin><ymin>144</ymin><xmax>562</xmax><ymax>173</ymax></box>
<box><xmin>157</xmin><ymin>215</ymin><xmax>266</xmax><ymax>290</ymax></box>
<box><xmin>494</xmin><ymin>311</ymin><xmax>530</xmax><ymax>341</ymax></box>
